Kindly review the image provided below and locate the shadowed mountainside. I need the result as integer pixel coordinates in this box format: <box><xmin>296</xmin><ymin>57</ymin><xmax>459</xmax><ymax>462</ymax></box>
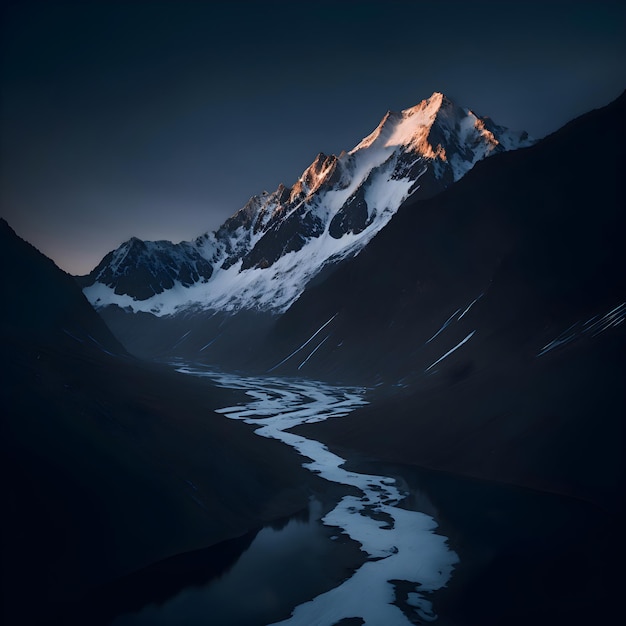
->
<box><xmin>278</xmin><ymin>91</ymin><xmax>626</xmax><ymax>511</ymax></box>
<box><xmin>266</xmin><ymin>90</ymin><xmax>625</xmax><ymax>383</ymax></box>
<box><xmin>264</xmin><ymin>93</ymin><xmax>626</xmax><ymax>626</ymax></box>
<box><xmin>0</xmin><ymin>220</ymin><xmax>318</xmax><ymax>625</ymax></box>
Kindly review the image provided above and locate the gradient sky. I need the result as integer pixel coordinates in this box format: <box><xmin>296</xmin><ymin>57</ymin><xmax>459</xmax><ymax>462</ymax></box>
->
<box><xmin>2</xmin><ymin>0</ymin><xmax>625</xmax><ymax>275</ymax></box>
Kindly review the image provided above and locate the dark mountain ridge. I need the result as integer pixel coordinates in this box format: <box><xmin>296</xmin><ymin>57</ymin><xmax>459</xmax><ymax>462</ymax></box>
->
<box><xmin>272</xmin><ymin>93</ymin><xmax>625</xmax><ymax>626</ymax></box>
<box><xmin>265</xmin><ymin>90</ymin><xmax>625</xmax><ymax>383</ymax></box>
<box><xmin>1</xmin><ymin>218</ymin><xmax>127</xmax><ymax>355</ymax></box>
<box><xmin>1</xmin><ymin>221</ymin><xmax>319</xmax><ymax>625</ymax></box>
<box><xmin>273</xmin><ymin>91</ymin><xmax>626</xmax><ymax>516</ymax></box>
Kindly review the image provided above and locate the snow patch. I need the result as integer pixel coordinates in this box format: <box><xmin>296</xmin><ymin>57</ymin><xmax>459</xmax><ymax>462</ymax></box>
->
<box><xmin>269</xmin><ymin>314</ymin><xmax>337</xmax><ymax>372</ymax></box>
<box><xmin>426</xmin><ymin>292</ymin><xmax>484</xmax><ymax>344</ymax></box>
<box><xmin>298</xmin><ymin>335</ymin><xmax>330</xmax><ymax>371</ymax></box>
<box><xmin>537</xmin><ymin>302</ymin><xmax>625</xmax><ymax>356</ymax></box>
<box><xmin>426</xmin><ymin>331</ymin><xmax>476</xmax><ymax>372</ymax></box>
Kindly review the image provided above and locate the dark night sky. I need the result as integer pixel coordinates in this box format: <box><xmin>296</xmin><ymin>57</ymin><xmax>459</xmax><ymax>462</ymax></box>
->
<box><xmin>1</xmin><ymin>0</ymin><xmax>625</xmax><ymax>274</ymax></box>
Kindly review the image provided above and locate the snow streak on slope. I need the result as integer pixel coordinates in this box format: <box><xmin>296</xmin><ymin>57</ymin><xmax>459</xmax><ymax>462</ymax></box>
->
<box><xmin>426</xmin><ymin>331</ymin><xmax>476</xmax><ymax>372</ymax></box>
<box><xmin>175</xmin><ymin>365</ymin><xmax>458</xmax><ymax>625</ymax></box>
<box><xmin>537</xmin><ymin>302</ymin><xmax>626</xmax><ymax>356</ymax></box>
<box><xmin>84</xmin><ymin>92</ymin><xmax>532</xmax><ymax>315</ymax></box>
<box><xmin>425</xmin><ymin>292</ymin><xmax>484</xmax><ymax>344</ymax></box>
<box><xmin>268</xmin><ymin>314</ymin><xmax>338</xmax><ymax>373</ymax></box>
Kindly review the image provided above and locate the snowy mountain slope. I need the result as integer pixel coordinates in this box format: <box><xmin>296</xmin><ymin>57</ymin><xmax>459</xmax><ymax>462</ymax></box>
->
<box><xmin>78</xmin><ymin>237</ymin><xmax>214</xmax><ymax>301</ymax></box>
<box><xmin>82</xmin><ymin>92</ymin><xmax>532</xmax><ymax>315</ymax></box>
<box><xmin>261</xmin><ymin>90</ymin><xmax>626</xmax><ymax>383</ymax></box>
<box><xmin>266</xmin><ymin>89</ymin><xmax>626</xmax><ymax>533</ymax></box>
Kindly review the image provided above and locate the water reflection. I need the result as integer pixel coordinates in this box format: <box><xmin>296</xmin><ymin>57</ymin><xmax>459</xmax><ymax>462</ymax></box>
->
<box><xmin>105</xmin><ymin>360</ymin><xmax>620</xmax><ymax>626</ymax></box>
<box><xmin>175</xmin><ymin>367</ymin><xmax>458</xmax><ymax>625</ymax></box>
<box><xmin>111</xmin><ymin>498</ymin><xmax>362</xmax><ymax>626</ymax></box>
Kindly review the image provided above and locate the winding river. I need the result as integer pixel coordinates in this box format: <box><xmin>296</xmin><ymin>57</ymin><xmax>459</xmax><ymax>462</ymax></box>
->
<box><xmin>172</xmin><ymin>366</ymin><xmax>459</xmax><ymax>625</ymax></box>
<box><xmin>109</xmin><ymin>363</ymin><xmax>615</xmax><ymax>626</ymax></box>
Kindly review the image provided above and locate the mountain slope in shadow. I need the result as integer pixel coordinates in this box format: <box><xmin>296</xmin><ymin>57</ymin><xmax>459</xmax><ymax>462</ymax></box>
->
<box><xmin>273</xmin><ymin>92</ymin><xmax>625</xmax><ymax>626</ymax></box>
<box><xmin>1</xmin><ymin>220</ymin><xmax>317</xmax><ymax>625</ymax></box>
<box><xmin>285</xmin><ymin>90</ymin><xmax>626</xmax><ymax>506</ymax></box>
<box><xmin>268</xmin><ymin>90</ymin><xmax>625</xmax><ymax>385</ymax></box>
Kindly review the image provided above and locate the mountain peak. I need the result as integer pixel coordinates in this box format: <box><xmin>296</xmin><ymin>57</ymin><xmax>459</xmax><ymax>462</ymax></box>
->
<box><xmin>127</xmin><ymin>236</ymin><xmax>146</xmax><ymax>248</ymax></box>
<box><xmin>351</xmin><ymin>92</ymin><xmax>460</xmax><ymax>155</ymax></box>
<box><xmin>84</xmin><ymin>91</ymin><xmax>533</xmax><ymax>314</ymax></box>
<box><xmin>404</xmin><ymin>90</ymin><xmax>448</xmax><ymax>114</ymax></box>
<box><xmin>290</xmin><ymin>152</ymin><xmax>340</xmax><ymax>200</ymax></box>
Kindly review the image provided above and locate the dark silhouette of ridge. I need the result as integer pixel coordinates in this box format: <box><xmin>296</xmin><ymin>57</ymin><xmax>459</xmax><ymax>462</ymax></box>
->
<box><xmin>0</xmin><ymin>219</ymin><xmax>317</xmax><ymax>625</ymax></box>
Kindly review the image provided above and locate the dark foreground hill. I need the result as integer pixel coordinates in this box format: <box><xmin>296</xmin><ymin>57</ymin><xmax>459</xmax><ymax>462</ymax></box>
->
<box><xmin>283</xmin><ymin>92</ymin><xmax>625</xmax><ymax>626</ymax></box>
<box><xmin>0</xmin><ymin>220</ymin><xmax>318</xmax><ymax>625</ymax></box>
<box><xmin>267</xmin><ymin>90</ymin><xmax>625</xmax><ymax>383</ymax></box>
<box><xmin>265</xmin><ymin>91</ymin><xmax>626</xmax><ymax>506</ymax></box>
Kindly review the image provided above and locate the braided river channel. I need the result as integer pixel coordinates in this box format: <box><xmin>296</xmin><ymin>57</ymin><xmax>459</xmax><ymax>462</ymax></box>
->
<box><xmin>110</xmin><ymin>365</ymin><xmax>608</xmax><ymax>626</ymax></box>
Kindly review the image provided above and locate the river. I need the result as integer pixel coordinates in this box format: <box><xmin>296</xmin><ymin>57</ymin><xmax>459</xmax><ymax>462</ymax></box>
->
<box><xmin>111</xmin><ymin>365</ymin><xmax>459</xmax><ymax>625</ymax></box>
<box><xmin>109</xmin><ymin>366</ymin><xmax>612</xmax><ymax>626</ymax></box>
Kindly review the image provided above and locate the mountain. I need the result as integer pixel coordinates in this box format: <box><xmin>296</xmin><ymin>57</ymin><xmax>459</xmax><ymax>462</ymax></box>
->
<box><xmin>264</xmin><ymin>90</ymin><xmax>626</xmax><ymax>383</ymax></box>
<box><xmin>1</xmin><ymin>218</ymin><xmax>127</xmax><ymax>355</ymax></box>
<box><xmin>6</xmin><ymin>87</ymin><xmax>624</xmax><ymax>626</ymax></box>
<box><xmin>81</xmin><ymin>92</ymin><xmax>532</xmax><ymax>318</ymax></box>
<box><xmin>268</xmin><ymin>90</ymin><xmax>626</xmax><ymax>512</ymax></box>
<box><xmin>76</xmin><ymin>236</ymin><xmax>214</xmax><ymax>301</ymax></box>
<box><xmin>1</xmin><ymin>221</ymin><xmax>319</xmax><ymax>625</ymax></box>
<box><xmin>279</xmin><ymin>90</ymin><xmax>626</xmax><ymax>626</ymax></box>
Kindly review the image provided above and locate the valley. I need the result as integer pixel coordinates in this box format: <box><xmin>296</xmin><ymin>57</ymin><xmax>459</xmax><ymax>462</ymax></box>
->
<box><xmin>2</xmin><ymin>87</ymin><xmax>624</xmax><ymax>626</ymax></box>
<box><xmin>93</xmin><ymin>367</ymin><xmax>618</xmax><ymax>626</ymax></box>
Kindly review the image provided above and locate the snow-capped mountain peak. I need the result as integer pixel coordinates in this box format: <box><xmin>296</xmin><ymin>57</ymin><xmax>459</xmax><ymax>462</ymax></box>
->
<box><xmin>351</xmin><ymin>91</ymin><xmax>447</xmax><ymax>153</ymax></box>
<box><xmin>288</xmin><ymin>152</ymin><xmax>343</xmax><ymax>202</ymax></box>
<box><xmin>82</xmin><ymin>92</ymin><xmax>534</xmax><ymax>315</ymax></box>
